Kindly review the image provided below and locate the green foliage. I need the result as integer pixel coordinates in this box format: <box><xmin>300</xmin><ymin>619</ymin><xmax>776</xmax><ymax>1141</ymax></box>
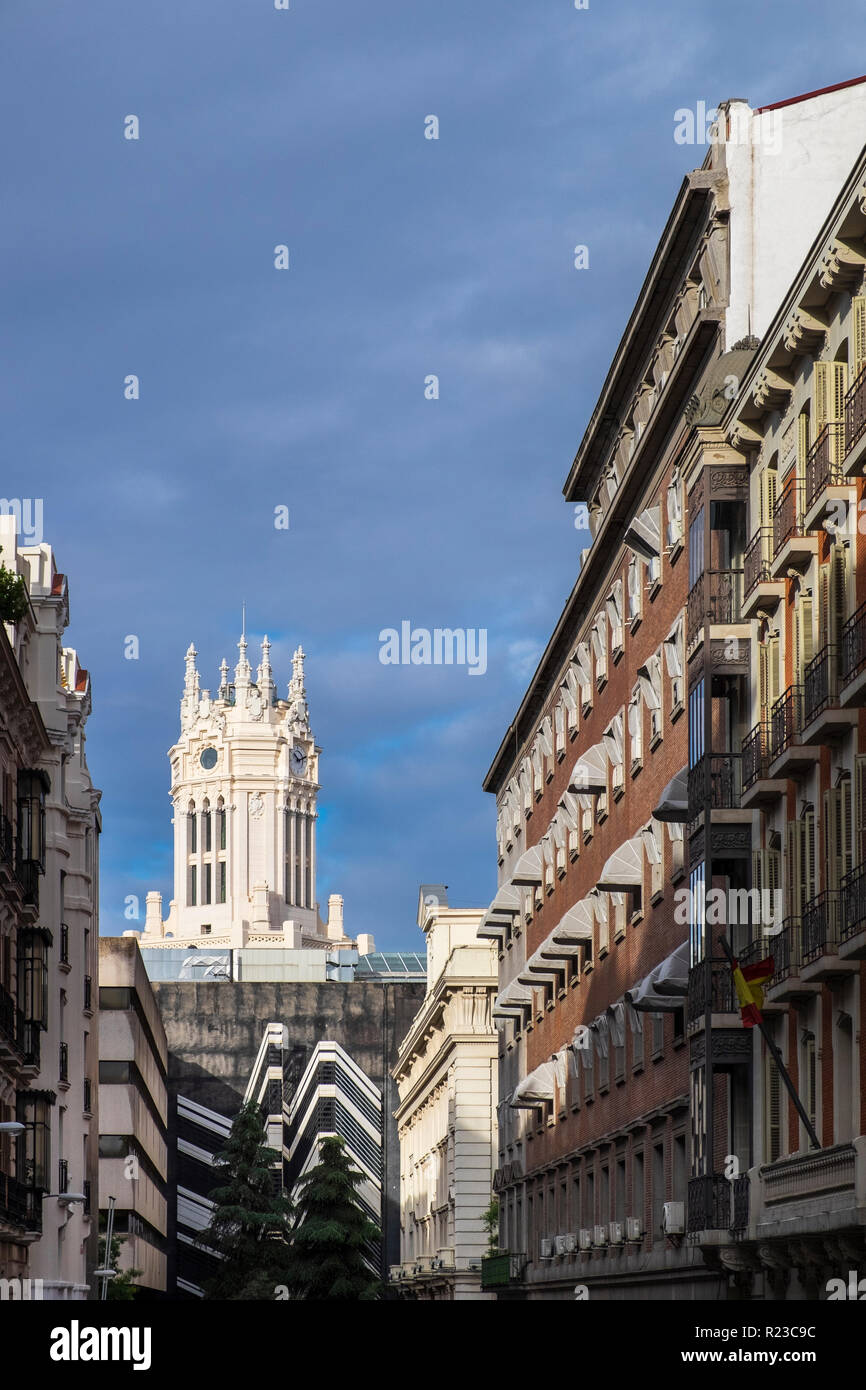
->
<box><xmin>97</xmin><ymin>1234</ymin><xmax>142</xmax><ymax>1301</ymax></box>
<box><xmin>0</xmin><ymin>547</ymin><xmax>28</xmax><ymax>624</ymax></box>
<box><xmin>481</xmin><ymin>1196</ymin><xmax>500</xmax><ymax>1255</ymax></box>
<box><xmin>200</xmin><ymin>1100</ymin><xmax>294</xmax><ymax>1300</ymax></box>
<box><xmin>283</xmin><ymin>1135</ymin><xmax>381</xmax><ymax>1300</ymax></box>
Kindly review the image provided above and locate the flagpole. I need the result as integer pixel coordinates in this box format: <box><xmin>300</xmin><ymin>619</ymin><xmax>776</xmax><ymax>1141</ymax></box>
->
<box><xmin>717</xmin><ymin>935</ymin><xmax>821</xmax><ymax>1151</ymax></box>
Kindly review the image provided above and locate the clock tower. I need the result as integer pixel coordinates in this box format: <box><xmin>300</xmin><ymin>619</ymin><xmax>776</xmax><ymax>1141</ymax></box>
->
<box><xmin>140</xmin><ymin>631</ymin><xmax>361</xmax><ymax>950</ymax></box>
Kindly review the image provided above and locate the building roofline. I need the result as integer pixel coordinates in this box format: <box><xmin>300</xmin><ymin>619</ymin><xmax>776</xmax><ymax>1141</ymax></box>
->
<box><xmin>756</xmin><ymin>72</ymin><xmax>866</xmax><ymax>114</ymax></box>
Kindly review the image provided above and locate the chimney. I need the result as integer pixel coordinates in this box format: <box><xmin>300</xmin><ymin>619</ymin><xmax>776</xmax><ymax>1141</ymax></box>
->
<box><xmin>326</xmin><ymin>893</ymin><xmax>345</xmax><ymax>941</ymax></box>
<box><xmin>144</xmin><ymin>891</ymin><xmax>163</xmax><ymax>937</ymax></box>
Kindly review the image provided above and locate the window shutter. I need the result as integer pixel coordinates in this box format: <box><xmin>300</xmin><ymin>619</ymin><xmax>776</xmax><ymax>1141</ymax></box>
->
<box><xmin>824</xmin><ymin>788</ymin><xmax>839</xmax><ymax>893</ymax></box>
<box><xmin>856</xmin><ymin>756</ymin><xmax>866</xmax><ymax>867</ymax></box>
<box><xmin>768</xmin><ymin>848</ymin><xmax>782</xmax><ymax>905</ymax></box>
<box><xmin>832</xmin><ymin>362</ymin><xmax>848</xmax><ymax>424</ymax></box>
<box><xmin>798</xmin><ymin>593</ymin><xmax>814</xmax><ymax>678</ymax></box>
<box><xmin>813</xmin><ymin>362</ymin><xmax>831</xmax><ymax>435</ymax></box>
<box><xmin>853</xmin><ymin>296</ymin><xmax>866</xmax><ymax>379</ymax></box>
<box><xmin>758</xmin><ymin>640</ymin><xmax>768</xmax><ymax>715</ymax></box>
<box><xmin>797</xmin><ymin>412</ymin><xmax>810</xmax><ymax>479</ymax></box>
<box><xmin>819</xmin><ymin>563</ymin><xmax>830</xmax><ymax>650</ymax></box>
<box><xmin>786</xmin><ymin>821</ymin><xmax>802</xmax><ymax>918</ymax></box>
<box><xmin>768</xmin><ymin>632</ymin><xmax>780</xmax><ymax>705</ymax></box>
<box><xmin>830</xmin><ymin>544</ymin><xmax>847</xmax><ymax>648</ymax></box>
<box><xmin>752</xmin><ymin>849</ymin><xmax>764</xmax><ymax>942</ymax></box>
<box><xmin>841</xmin><ymin>776</ymin><xmax>853</xmax><ymax>880</ymax></box>
<box><xmin>765</xmin><ymin>1045</ymin><xmax>782</xmax><ymax>1163</ymax></box>
<box><xmin>804</xmin><ymin>810</ymin><xmax>816</xmax><ymax>905</ymax></box>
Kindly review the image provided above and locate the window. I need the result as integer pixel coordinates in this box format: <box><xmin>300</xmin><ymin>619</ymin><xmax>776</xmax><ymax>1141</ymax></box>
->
<box><xmin>785</xmin><ymin>812</ymin><xmax>816</xmax><ymax>916</ymax></box>
<box><xmin>629</xmin><ymin>688</ymin><xmax>643</xmax><ymax>768</ymax></box>
<box><xmin>606</xmin><ymin>581</ymin><xmax>624</xmax><ymax>656</ymax></box>
<box><xmin>201</xmin><ymin>924</ymin><xmax>211</xmax><ymax>936</ymax></box>
<box><xmin>187</xmin><ymin>809</ymin><xmax>197</xmax><ymax>854</ymax></box>
<box><xmin>203</xmin><ymin>863</ymin><xmax>212</xmax><ymax>905</ymax></box>
<box><xmin>651</xmin><ymin>1013</ymin><xmax>664</xmax><ymax>1059</ymax></box>
<box><xmin>651</xmin><ymin>1142</ymin><xmax>665</xmax><ymax>1242</ymax></box>
<box><xmin>638</xmin><ymin>653</ymin><xmax>663</xmax><ymax>743</ymax></box>
<box><xmin>575</xmin><ymin>643</ymin><xmax>593</xmax><ymax>711</ymax></box>
<box><xmin>642</xmin><ymin>821</ymin><xmax>663</xmax><ymax>898</ymax></box>
<box><xmin>17</xmin><ymin>933</ymin><xmax>48</xmax><ymax>1028</ymax></box>
<box><xmin>627</xmin><ymin>555</ymin><xmax>643</xmax><ymax>624</ymax></box>
<box><xmin>632</xmin><ymin>1015</ymin><xmax>644</xmax><ymax>1071</ymax></box>
<box><xmin>17</xmin><ymin>770</ymin><xmax>47</xmax><ymax>869</ymax></box>
<box><xmin>218</xmin><ymin>861</ymin><xmax>226</xmax><ymax>904</ymax></box>
<box><xmin>764</xmin><ymin>1033</ymin><xmax>783</xmax><ymax>1162</ymax></box>
<box><xmin>823</xmin><ymin>778</ymin><xmax>852</xmax><ymax>893</ymax></box>
<box><xmin>590</xmin><ymin>615</ymin><xmax>608</xmax><ymax>687</ymax></box>
<box><xmin>595</xmin><ymin>893</ymin><xmax>610</xmax><ymax>955</ymax></box>
<box><xmin>604</xmin><ymin>714</ymin><xmax>624</xmax><ymax>797</ymax></box>
<box><xmin>202</xmin><ymin>808</ymin><xmax>212</xmax><ymax>853</ymax></box>
<box><xmin>17</xmin><ymin>1094</ymin><xmax>51</xmax><ymax>1190</ymax></box>
<box><xmin>664</xmin><ymin>618</ymin><xmax>684</xmax><ymax>712</ymax></box>
<box><xmin>667</xmin><ymin>472</ymin><xmax>684</xmax><ymax>548</ymax></box>
<box><xmin>189</xmin><ymin>864</ymin><xmax>197</xmax><ymax>907</ymax></box>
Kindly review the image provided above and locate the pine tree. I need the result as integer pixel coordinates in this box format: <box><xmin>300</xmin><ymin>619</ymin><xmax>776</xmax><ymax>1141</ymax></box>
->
<box><xmin>200</xmin><ymin>1100</ymin><xmax>294</xmax><ymax>1299</ymax></box>
<box><xmin>284</xmin><ymin>1135</ymin><xmax>381</xmax><ymax>1300</ymax></box>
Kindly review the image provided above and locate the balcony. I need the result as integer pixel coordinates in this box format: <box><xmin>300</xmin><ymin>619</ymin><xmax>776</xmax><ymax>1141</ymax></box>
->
<box><xmin>58</xmin><ymin>1159</ymin><xmax>68</xmax><ymax>1195</ymax></box>
<box><xmin>840</xmin><ymin>862</ymin><xmax>866</xmax><ymax>960</ymax></box>
<box><xmin>740</xmin><ymin>721</ymin><xmax>786</xmax><ymax>808</ymax></box>
<box><xmin>0</xmin><ymin>1173</ymin><xmax>43</xmax><ymax>1237</ymax></box>
<box><xmin>687</xmin><ymin>958</ymin><xmax>735</xmax><ymax>1027</ymax></box>
<box><xmin>59</xmin><ymin>923</ymin><xmax>70</xmax><ymax>967</ymax></box>
<box><xmin>481</xmin><ymin>1252</ymin><xmax>527</xmax><ymax>1290</ymax></box>
<box><xmin>768</xmin><ymin>685</ymin><xmax>820</xmax><ymax>777</ymax></box>
<box><xmin>801</xmin><ymin>645</ymin><xmax>857</xmax><ymax>741</ymax></box>
<box><xmin>742</xmin><ymin>527</ymin><xmax>786</xmax><ymax>619</ymax></box>
<box><xmin>687</xmin><ymin>755</ymin><xmax>744</xmax><ymax>828</ymax></box>
<box><xmin>800</xmin><ymin>891</ymin><xmax>857</xmax><ymax>982</ymax></box>
<box><xmin>59</xmin><ymin>1041</ymin><xmax>69</xmax><ymax>1084</ymax></box>
<box><xmin>82</xmin><ymin>1179</ymin><xmax>91</xmax><ymax>1216</ymax></box>
<box><xmin>751</xmin><ymin>1142</ymin><xmax>866</xmax><ymax>1253</ymax></box>
<box><xmin>688</xmin><ymin>1174</ymin><xmax>748</xmax><ymax>1235</ymax></box>
<box><xmin>83</xmin><ymin>1076</ymin><xmax>93</xmax><ymax>1114</ymax></box>
<box><xmin>803</xmin><ymin>422</ymin><xmax>853</xmax><ymax>531</ymax></box>
<box><xmin>839</xmin><ymin>600</ymin><xmax>866</xmax><ymax>706</ymax></box>
<box><xmin>687</xmin><ymin>569</ymin><xmax>743</xmax><ymax>647</ymax></box>
<box><xmin>758</xmin><ymin>917</ymin><xmax>814</xmax><ymax>1002</ymax></box>
<box><xmin>19</xmin><ymin>1020</ymin><xmax>40</xmax><ymax>1071</ymax></box>
<box><xmin>843</xmin><ymin>364</ymin><xmax>866</xmax><ymax>476</ymax></box>
<box><xmin>770</xmin><ymin>477</ymin><xmax>816</xmax><ymax>575</ymax></box>
<box><xmin>84</xmin><ymin>975</ymin><xmax>92</xmax><ymax>1012</ymax></box>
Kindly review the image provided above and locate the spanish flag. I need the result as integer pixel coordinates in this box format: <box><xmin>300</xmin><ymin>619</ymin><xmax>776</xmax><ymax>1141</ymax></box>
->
<box><xmin>731</xmin><ymin>956</ymin><xmax>774</xmax><ymax>1027</ymax></box>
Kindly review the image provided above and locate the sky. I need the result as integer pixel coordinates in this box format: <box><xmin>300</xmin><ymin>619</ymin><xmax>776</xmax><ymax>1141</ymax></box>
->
<box><xmin>3</xmin><ymin>1</ymin><xmax>866</xmax><ymax>949</ymax></box>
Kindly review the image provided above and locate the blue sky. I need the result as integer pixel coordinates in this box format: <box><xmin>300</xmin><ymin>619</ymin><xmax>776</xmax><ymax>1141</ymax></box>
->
<box><xmin>3</xmin><ymin>1</ymin><xmax>865</xmax><ymax>948</ymax></box>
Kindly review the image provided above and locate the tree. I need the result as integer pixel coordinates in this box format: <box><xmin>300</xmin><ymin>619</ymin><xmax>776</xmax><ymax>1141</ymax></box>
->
<box><xmin>97</xmin><ymin>1234</ymin><xmax>142</xmax><ymax>1301</ymax></box>
<box><xmin>200</xmin><ymin>1100</ymin><xmax>294</xmax><ymax>1299</ymax></box>
<box><xmin>0</xmin><ymin>547</ymin><xmax>28</xmax><ymax>624</ymax></box>
<box><xmin>481</xmin><ymin>1196</ymin><xmax>500</xmax><ymax>1255</ymax></box>
<box><xmin>283</xmin><ymin>1135</ymin><xmax>381</xmax><ymax>1300</ymax></box>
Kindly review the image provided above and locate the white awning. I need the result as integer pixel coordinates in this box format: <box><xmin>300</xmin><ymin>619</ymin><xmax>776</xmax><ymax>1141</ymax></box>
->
<box><xmin>511</xmin><ymin>844</ymin><xmax>544</xmax><ymax>886</ymax></box>
<box><xmin>625</xmin><ymin>940</ymin><xmax>689</xmax><ymax>1012</ymax></box>
<box><xmin>624</xmin><ymin>504</ymin><xmax>661</xmax><ymax>562</ymax></box>
<box><xmin>568</xmin><ymin>742</ymin><xmax>608</xmax><ymax>795</ymax></box>
<box><xmin>597</xmin><ymin>835</ymin><xmax>644</xmax><ymax>892</ymax></box>
<box><xmin>551</xmin><ymin>898</ymin><xmax>595</xmax><ymax>943</ymax></box>
<box><xmin>490</xmin><ymin>884</ymin><xmax>523</xmax><ymax>915</ymax></box>
<box><xmin>652</xmin><ymin>765</ymin><xmax>688</xmax><ymax>823</ymax></box>
<box><xmin>510</xmin><ymin>1061</ymin><xmax>556</xmax><ymax>1108</ymax></box>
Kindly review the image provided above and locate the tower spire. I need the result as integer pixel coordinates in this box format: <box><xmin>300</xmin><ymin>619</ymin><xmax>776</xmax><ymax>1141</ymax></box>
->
<box><xmin>257</xmin><ymin>634</ymin><xmax>275</xmax><ymax>704</ymax></box>
<box><xmin>235</xmin><ymin>616</ymin><xmax>251</xmax><ymax>688</ymax></box>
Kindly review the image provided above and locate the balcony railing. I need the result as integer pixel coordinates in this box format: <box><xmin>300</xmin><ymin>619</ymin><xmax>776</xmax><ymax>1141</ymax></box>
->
<box><xmin>763</xmin><ymin>917</ymin><xmax>801</xmax><ymax>987</ymax></box>
<box><xmin>82</xmin><ymin>1179</ymin><xmax>91</xmax><ymax>1216</ymax></box>
<box><xmin>60</xmin><ymin>923</ymin><xmax>69</xmax><ymax>965</ymax></box>
<box><xmin>840</xmin><ymin>862</ymin><xmax>866</xmax><ymax>943</ymax></box>
<box><xmin>687</xmin><ymin>754</ymin><xmax>742</xmax><ymax>814</ymax></box>
<box><xmin>58</xmin><ymin>1159</ymin><xmax>68</xmax><ymax>1195</ymax></box>
<box><xmin>84</xmin><ymin>976</ymin><xmax>92</xmax><ymax>1011</ymax></box>
<box><xmin>14</xmin><ymin>858</ymin><xmax>39</xmax><ymax>908</ymax></box>
<box><xmin>802</xmin><ymin>645</ymin><xmax>839</xmax><ymax>725</ymax></box>
<box><xmin>801</xmin><ymin>891</ymin><xmax>840</xmax><ymax>964</ymax></box>
<box><xmin>769</xmin><ymin>684</ymin><xmax>803</xmax><ymax>761</ymax></box>
<box><xmin>772</xmin><ymin>476</ymin><xmax>806</xmax><ymax>557</ymax></box>
<box><xmin>19</xmin><ymin>1020</ymin><xmax>40</xmax><ymax>1069</ymax></box>
<box><xmin>687</xmin><ymin>958</ymin><xmax>734</xmax><ymax>1024</ymax></box>
<box><xmin>0</xmin><ymin>812</ymin><xmax>14</xmax><ymax>867</ymax></box>
<box><xmin>83</xmin><ymin>1076</ymin><xmax>92</xmax><ymax>1114</ymax></box>
<box><xmin>841</xmin><ymin>600</ymin><xmax>866</xmax><ymax>687</ymax></box>
<box><xmin>481</xmin><ymin>1252</ymin><xmax>527</xmax><ymax>1289</ymax></box>
<box><xmin>0</xmin><ymin>1173</ymin><xmax>43</xmax><ymax>1233</ymax></box>
<box><xmin>687</xmin><ymin>569</ymin><xmax>743</xmax><ymax>645</ymax></box>
<box><xmin>845</xmin><ymin>363</ymin><xmax>866</xmax><ymax>454</ymax></box>
<box><xmin>805</xmin><ymin>422</ymin><xmax>845</xmax><ymax>513</ymax></box>
<box><xmin>743</xmin><ymin>527</ymin><xmax>772</xmax><ymax>598</ymax></box>
<box><xmin>59</xmin><ymin>1041</ymin><xmax>69</xmax><ymax>1082</ymax></box>
<box><xmin>741</xmin><ymin>721</ymin><xmax>770</xmax><ymax>791</ymax></box>
<box><xmin>688</xmin><ymin>1174</ymin><xmax>738</xmax><ymax>1233</ymax></box>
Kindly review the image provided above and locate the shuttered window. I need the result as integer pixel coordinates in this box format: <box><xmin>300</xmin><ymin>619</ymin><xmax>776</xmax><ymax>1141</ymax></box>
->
<box><xmin>764</xmin><ymin>1042</ymin><xmax>782</xmax><ymax>1163</ymax></box>
<box><xmin>856</xmin><ymin>756</ymin><xmax>866</xmax><ymax>866</ymax></box>
<box><xmin>853</xmin><ymin>296</ymin><xmax>866</xmax><ymax>380</ymax></box>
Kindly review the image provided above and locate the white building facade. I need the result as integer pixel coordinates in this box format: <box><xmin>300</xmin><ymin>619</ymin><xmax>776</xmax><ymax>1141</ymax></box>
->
<box><xmin>139</xmin><ymin>634</ymin><xmax>372</xmax><ymax>954</ymax></box>
<box><xmin>391</xmin><ymin>887</ymin><xmax>498</xmax><ymax>1300</ymax></box>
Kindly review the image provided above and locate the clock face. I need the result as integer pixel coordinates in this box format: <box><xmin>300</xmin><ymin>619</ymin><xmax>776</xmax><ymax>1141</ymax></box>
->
<box><xmin>200</xmin><ymin>747</ymin><xmax>218</xmax><ymax>770</ymax></box>
<box><xmin>290</xmin><ymin>746</ymin><xmax>307</xmax><ymax>775</ymax></box>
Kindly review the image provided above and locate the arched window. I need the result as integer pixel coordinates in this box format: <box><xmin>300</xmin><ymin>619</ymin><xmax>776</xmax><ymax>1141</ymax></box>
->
<box><xmin>187</xmin><ymin>803</ymin><xmax>197</xmax><ymax>854</ymax></box>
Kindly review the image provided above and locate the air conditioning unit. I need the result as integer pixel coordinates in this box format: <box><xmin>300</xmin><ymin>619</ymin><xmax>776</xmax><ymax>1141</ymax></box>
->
<box><xmin>593</xmin><ymin>1224</ymin><xmax>608</xmax><ymax>1248</ymax></box>
<box><xmin>625</xmin><ymin>1217</ymin><xmax>643</xmax><ymax>1242</ymax></box>
<box><xmin>663</xmin><ymin>1201</ymin><xmax>685</xmax><ymax>1235</ymax></box>
<box><xmin>608</xmin><ymin>1222</ymin><xmax>624</xmax><ymax>1246</ymax></box>
<box><xmin>564</xmin><ymin>1232</ymin><xmax>578</xmax><ymax>1254</ymax></box>
<box><xmin>578</xmin><ymin>1229</ymin><xmax>593</xmax><ymax>1251</ymax></box>
<box><xmin>554</xmin><ymin>1234</ymin><xmax>568</xmax><ymax>1256</ymax></box>
<box><xmin>539</xmin><ymin>1237</ymin><xmax>554</xmax><ymax>1260</ymax></box>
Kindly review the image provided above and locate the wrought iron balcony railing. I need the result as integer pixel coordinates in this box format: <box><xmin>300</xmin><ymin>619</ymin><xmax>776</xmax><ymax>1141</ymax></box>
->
<box><xmin>805</xmin><ymin>422</ymin><xmax>845</xmax><ymax>513</ymax></box>
<box><xmin>772</xmin><ymin>476</ymin><xmax>806</xmax><ymax>557</ymax></box>
<box><xmin>741</xmin><ymin>720</ymin><xmax>771</xmax><ymax>791</ymax></box>
<box><xmin>802</xmin><ymin>644</ymin><xmax>839</xmax><ymax>725</ymax></box>
<box><xmin>84</xmin><ymin>975</ymin><xmax>92</xmax><ymax>1011</ymax></box>
<box><xmin>802</xmin><ymin>891</ymin><xmax>841</xmax><ymax>964</ymax></box>
<box><xmin>58</xmin><ymin>1159</ymin><xmax>68</xmax><ymax>1195</ymax></box>
<box><xmin>841</xmin><ymin>599</ymin><xmax>866</xmax><ymax>687</ymax></box>
<box><xmin>82</xmin><ymin>1179</ymin><xmax>91</xmax><ymax>1216</ymax></box>
<box><xmin>60</xmin><ymin>923</ymin><xmax>69</xmax><ymax>965</ymax></box>
<box><xmin>59</xmin><ymin>1041</ymin><xmax>68</xmax><ymax>1082</ymax></box>
<box><xmin>687</xmin><ymin>754</ymin><xmax>742</xmax><ymax>814</ymax></box>
<box><xmin>0</xmin><ymin>1173</ymin><xmax>43</xmax><ymax>1233</ymax></box>
<box><xmin>19</xmin><ymin>1020</ymin><xmax>40</xmax><ymax>1069</ymax></box>
<box><xmin>83</xmin><ymin>1077</ymin><xmax>92</xmax><ymax>1114</ymax></box>
<box><xmin>687</xmin><ymin>569</ymin><xmax>743</xmax><ymax>646</ymax></box>
<box><xmin>743</xmin><ymin>527</ymin><xmax>773</xmax><ymax>598</ymax></box>
<box><xmin>14</xmin><ymin>858</ymin><xmax>39</xmax><ymax>908</ymax></box>
<box><xmin>762</xmin><ymin>917</ymin><xmax>801</xmax><ymax>987</ymax></box>
<box><xmin>841</xmin><ymin>862</ymin><xmax>866</xmax><ymax>943</ymax></box>
<box><xmin>845</xmin><ymin>363</ymin><xmax>866</xmax><ymax>454</ymax></box>
<box><xmin>687</xmin><ymin>958</ymin><xmax>734</xmax><ymax>1024</ymax></box>
<box><xmin>687</xmin><ymin>1174</ymin><xmax>744</xmax><ymax>1233</ymax></box>
<box><xmin>769</xmin><ymin>684</ymin><xmax>803</xmax><ymax>761</ymax></box>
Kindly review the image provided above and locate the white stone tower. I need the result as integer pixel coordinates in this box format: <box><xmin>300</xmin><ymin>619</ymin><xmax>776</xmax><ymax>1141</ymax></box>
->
<box><xmin>140</xmin><ymin>630</ymin><xmax>363</xmax><ymax>950</ymax></box>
